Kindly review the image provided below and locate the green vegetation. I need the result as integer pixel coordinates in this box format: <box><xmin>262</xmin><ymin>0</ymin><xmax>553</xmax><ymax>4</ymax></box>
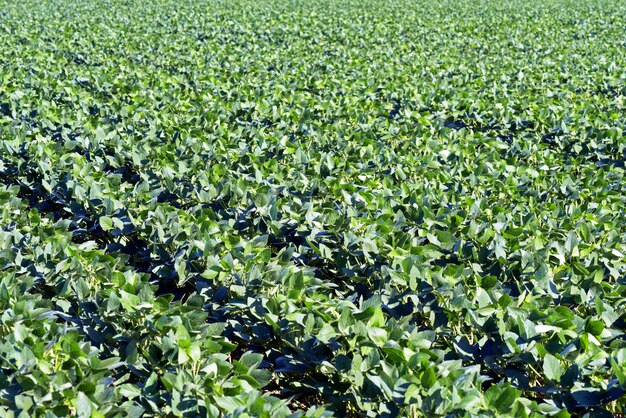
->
<box><xmin>1</xmin><ymin>0</ymin><xmax>626</xmax><ymax>416</ymax></box>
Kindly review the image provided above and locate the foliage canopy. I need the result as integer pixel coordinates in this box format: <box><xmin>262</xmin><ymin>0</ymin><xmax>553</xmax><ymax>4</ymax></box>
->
<box><xmin>1</xmin><ymin>0</ymin><xmax>626</xmax><ymax>416</ymax></box>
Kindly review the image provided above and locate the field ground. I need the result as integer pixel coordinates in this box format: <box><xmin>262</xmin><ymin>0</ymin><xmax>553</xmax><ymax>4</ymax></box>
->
<box><xmin>1</xmin><ymin>0</ymin><xmax>626</xmax><ymax>416</ymax></box>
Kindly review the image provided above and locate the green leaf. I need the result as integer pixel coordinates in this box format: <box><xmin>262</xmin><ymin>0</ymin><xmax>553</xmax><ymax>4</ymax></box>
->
<box><xmin>367</xmin><ymin>327</ymin><xmax>388</xmax><ymax>347</ymax></box>
<box><xmin>421</xmin><ymin>367</ymin><xmax>436</xmax><ymax>389</ymax></box>
<box><xmin>584</xmin><ymin>319</ymin><xmax>604</xmax><ymax>336</ymax></box>
<box><xmin>543</xmin><ymin>354</ymin><xmax>563</xmax><ymax>381</ymax></box>
<box><xmin>76</xmin><ymin>392</ymin><xmax>91</xmax><ymax>418</ymax></box>
<box><xmin>99</xmin><ymin>216</ymin><xmax>114</xmax><ymax>231</ymax></box>
<box><xmin>238</xmin><ymin>352</ymin><xmax>263</xmax><ymax>370</ymax></box>
<box><xmin>117</xmin><ymin>384</ymin><xmax>142</xmax><ymax>399</ymax></box>
<box><xmin>485</xmin><ymin>384</ymin><xmax>520</xmax><ymax>412</ymax></box>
